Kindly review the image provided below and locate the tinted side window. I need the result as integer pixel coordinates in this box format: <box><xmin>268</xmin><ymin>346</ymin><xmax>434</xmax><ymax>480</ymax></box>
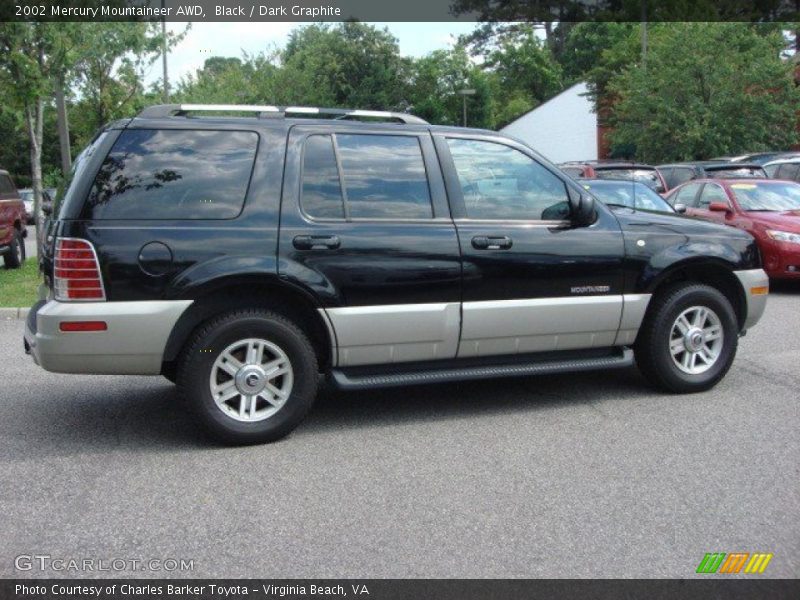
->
<box><xmin>86</xmin><ymin>129</ymin><xmax>258</xmax><ymax>220</ymax></box>
<box><xmin>777</xmin><ymin>163</ymin><xmax>800</xmax><ymax>181</ymax></box>
<box><xmin>0</xmin><ymin>175</ymin><xmax>14</xmax><ymax>196</ymax></box>
<box><xmin>674</xmin><ymin>183</ymin><xmax>702</xmax><ymax>206</ymax></box>
<box><xmin>301</xmin><ymin>135</ymin><xmax>345</xmax><ymax>219</ymax></box>
<box><xmin>671</xmin><ymin>168</ymin><xmax>695</xmax><ymax>186</ymax></box>
<box><xmin>764</xmin><ymin>164</ymin><xmax>780</xmax><ymax>178</ymax></box>
<box><xmin>697</xmin><ymin>184</ymin><xmax>729</xmax><ymax>209</ymax></box>
<box><xmin>659</xmin><ymin>168</ymin><xmax>674</xmax><ymax>188</ymax></box>
<box><xmin>447</xmin><ymin>138</ymin><xmax>570</xmax><ymax>220</ymax></box>
<box><xmin>336</xmin><ymin>134</ymin><xmax>432</xmax><ymax>219</ymax></box>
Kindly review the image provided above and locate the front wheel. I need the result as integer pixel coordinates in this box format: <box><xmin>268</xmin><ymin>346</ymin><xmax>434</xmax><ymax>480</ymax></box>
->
<box><xmin>177</xmin><ymin>309</ymin><xmax>319</xmax><ymax>444</ymax></box>
<box><xmin>635</xmin><ymin>283</ymin><xmax>738</xmax><ymax>393</ymax></box>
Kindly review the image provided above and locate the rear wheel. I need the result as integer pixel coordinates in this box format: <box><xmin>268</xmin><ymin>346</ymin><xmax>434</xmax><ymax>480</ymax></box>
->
<box><xmin>177</xmin><ymin>309</ymin><xmax>319</xmax><ymax>444</ymax></box>
<box><xmin>3</xmin><ymin>229</ymin><xmax>24</xmax><ymax>269</ymax></box>
<box><xmin>634</xmin><ymin>283</ymin><xmax>738</xmax><ymax>393</ymax></box>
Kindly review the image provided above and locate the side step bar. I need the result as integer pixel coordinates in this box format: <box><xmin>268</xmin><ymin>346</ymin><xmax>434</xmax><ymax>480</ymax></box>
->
<box><xmin>330</xmin><ymin>348</ymin><xmax>635</xmax><ymax>390</ymax></box>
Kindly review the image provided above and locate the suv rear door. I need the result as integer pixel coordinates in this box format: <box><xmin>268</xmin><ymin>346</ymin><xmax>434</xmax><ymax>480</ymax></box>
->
<box><xmin>434</xmin><ymin>133</ymin><xmax>626</xmax><ymax>358</ymax></box>
<box><xmin>279</xmin><ymin>125</ymin><xmax>461</xmax><ymax>367</ymax></box>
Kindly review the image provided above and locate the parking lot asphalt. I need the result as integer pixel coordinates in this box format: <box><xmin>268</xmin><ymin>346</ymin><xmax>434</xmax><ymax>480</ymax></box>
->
<box><xmin>1</xmin><ymin>284</ymin><xmax>798</xmax><ymax>579</ymax></box>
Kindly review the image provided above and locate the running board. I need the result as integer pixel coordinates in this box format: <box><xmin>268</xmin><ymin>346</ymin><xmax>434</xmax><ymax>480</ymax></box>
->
<box><xmin>330</xmin><ymin>348</ymin><xmax>634</xmax><ymax>390</ymax></box>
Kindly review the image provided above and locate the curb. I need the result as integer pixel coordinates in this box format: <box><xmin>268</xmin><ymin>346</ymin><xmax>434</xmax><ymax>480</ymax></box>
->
<box><xmin>0</xmin><ymin>308</ymin><xmax>29</xmax><ymax>320</ymax></box>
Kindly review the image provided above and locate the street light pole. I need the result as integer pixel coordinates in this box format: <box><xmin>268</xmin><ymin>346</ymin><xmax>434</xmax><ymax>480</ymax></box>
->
<box><xmin>457</xmin><ymin>88</ymin><xmax>476</xmax><ymax>127</ymax></box>
<box><xmin>161</xmin><ymin>0</ymin><xmax>169</xmax><ymax>102</ymax></box>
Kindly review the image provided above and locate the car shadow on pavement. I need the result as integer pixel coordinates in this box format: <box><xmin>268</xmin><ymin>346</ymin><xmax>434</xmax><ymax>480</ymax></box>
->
<box><xmin>301</xmin><ymin>367</ymin><xmax>649</xmax><ymax>436</ymax></box>
<box><xmin>769</xmin><ymin>280</ymin><xmax>800</xmax><ymax>295</ymax></box>
<box><xmin>6</xmin><ymin>367</ymin><xmax>651</xmax><ymax>454</ymax></box>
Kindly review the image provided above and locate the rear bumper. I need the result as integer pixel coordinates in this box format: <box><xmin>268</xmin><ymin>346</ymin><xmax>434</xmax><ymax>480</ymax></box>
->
<box><xmin>733</xmin><ymin>269</ymin><xmax>769</xmax><ymax>331</ymax></box>
<box><xmin>24</xmin><ymin>299</ymin><xmax>192</xmax><ymax>375</ymax></box>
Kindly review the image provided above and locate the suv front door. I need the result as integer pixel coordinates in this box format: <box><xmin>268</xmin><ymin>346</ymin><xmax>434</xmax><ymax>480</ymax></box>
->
<box><xmin>279</xmin><ymin>125</ymin><xmax>462</xmax><ymax>367</ymax></box>
<box><xmin>435</xmin><ymin>134</ymin><xmax>626</xmax><ymax>358</ymax></box>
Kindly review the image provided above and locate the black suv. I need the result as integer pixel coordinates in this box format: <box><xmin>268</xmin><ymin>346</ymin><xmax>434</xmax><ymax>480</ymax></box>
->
<box><xmin>25</xmin><ymin>104</ymin><xmax>768</xmax><ymax>444</ymax></box>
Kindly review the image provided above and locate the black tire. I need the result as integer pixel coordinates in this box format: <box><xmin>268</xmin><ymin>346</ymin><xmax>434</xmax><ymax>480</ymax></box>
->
<box><xmin>3</xmin><ymin>229</ymin><xmax>24</xmax><ymax>269</ymax></box>
<box><xmin>161</xmin><ymin>362</ymin><xmax>178</xmax><ymax>384</ymax></box>
<box><xmin>634</xmin><ymin>283</ymin><xmax>738</xmax><ymax>393</ymax></box>
<box><xmin>177</xmin><ymin>309</ymin><xmax>319</xmax><ymax>445</ymax></box>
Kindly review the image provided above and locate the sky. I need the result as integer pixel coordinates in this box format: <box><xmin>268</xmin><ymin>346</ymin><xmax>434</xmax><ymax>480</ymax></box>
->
<box><xmin>143</xmin><ymin>22</ymin><xmax>479</xmax><ymax>88</ymax></box>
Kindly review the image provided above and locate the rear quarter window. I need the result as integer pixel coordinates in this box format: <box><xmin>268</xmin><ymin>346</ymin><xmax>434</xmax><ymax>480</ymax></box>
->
<box><xmin>85</xmin><ymin>129</ymin><xmax>258</xmax><ymax>220</ymax></box>
<box><xmin>670</xmin><ymin>167</ymin><xmax>695</xmax><ymax>187</ymax></box>
<box><xmin>777</xmin><ymin>163</ymin><xmax>800</xmax><ymax>181</ymax></box>
<box><xmin>0</xmin><ymin>174</ymin><xmax>16</xmax><ymax>197</ymax></box>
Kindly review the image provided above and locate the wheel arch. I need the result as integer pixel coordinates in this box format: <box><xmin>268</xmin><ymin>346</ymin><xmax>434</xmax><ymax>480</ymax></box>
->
<box><xmin>645</xmin><ymin>258</ymin><xmax>746</xmax><ymax>330</ymax></box>
<box><xmin>162</xmin><ymin>274</ymin><xmax>334</xmax><ymax>374</ymax></box>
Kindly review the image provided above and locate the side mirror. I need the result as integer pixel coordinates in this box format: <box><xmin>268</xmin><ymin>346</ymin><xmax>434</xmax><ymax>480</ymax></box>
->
<box><xmin>708</xmin><ymin>202</ymin><xmax>731</xmax><ymax>213</ymax></box>
<box><xmin>41</xmin><ymin>203</ymin><xmax>53</xmax><ymax>216</ymax></box>
<box><xmin>570</xmin><ymin>193</ymin><xmax>596</xmax><ymax>226</ymax></box>
<box><xmin>673</xmin><ymin>203</ymin><xmax>687</xmax><ymax>214</ymax></box>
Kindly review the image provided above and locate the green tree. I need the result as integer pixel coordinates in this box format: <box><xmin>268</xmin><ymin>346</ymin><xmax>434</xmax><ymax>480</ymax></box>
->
<box><xmin>480</xmin><ymin>25</ymin><xmax>563</xmax><ymax>127</ymax></box>
<box><xmin>276</xmin><ymin>23</ymin><xmax>408</xmax><ymax>109</ymax></box>
<box><xmin>607</xmin><ymin>23</ymin><xmax>800</xmax><ymax>162</ymax></box>
<box><xmin>176</xmin><ymin>52</ymin><xmax>280</xmax><ymax>105</ymax></box>
<box><xmin>407</xmin><ymin>46</ymin><xmax>493</xmax><ymax>127</ymax></box>
<box><xmin>559</xmin><ymin>22</ymin><xmax>636</xmax><ymax>86</ymax></box>
<box><xmin>73</xmin><ymin>23</ymin><xmax>179</xmax><ymax>132</ymax></box>
<box><xmin>0</xmin><ymin>23</ymin><xmax>56</xmax><ymax>225</ymax></box>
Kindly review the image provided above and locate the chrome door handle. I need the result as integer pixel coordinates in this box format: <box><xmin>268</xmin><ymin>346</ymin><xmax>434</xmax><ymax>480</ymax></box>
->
<box><xmin>472</xmin><ymin>236</ymin><xmax>512</xmax><ymax>250</ymax></box>
<box><xmin>293</xmin><ymin>235</ymin><xmax>341</xmax><ymax>250</ymax></box>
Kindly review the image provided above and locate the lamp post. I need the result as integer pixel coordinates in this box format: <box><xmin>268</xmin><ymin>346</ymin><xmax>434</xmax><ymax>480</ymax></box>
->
<box><xmin>161</xmin><ymin>0</ymin><xmax>169</xmax><ymax>102</ymax></box>
<box><xmin>458</xmin><ymin>88</ymin><xmax>476</xmax><ymax>127</ymax></box>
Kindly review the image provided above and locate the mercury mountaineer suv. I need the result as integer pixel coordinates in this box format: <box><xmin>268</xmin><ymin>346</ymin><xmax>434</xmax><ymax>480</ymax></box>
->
<box><xmin>24</xmin><ymin>104</ymin><xmax>769</xmax><ymax>444</ymax></box>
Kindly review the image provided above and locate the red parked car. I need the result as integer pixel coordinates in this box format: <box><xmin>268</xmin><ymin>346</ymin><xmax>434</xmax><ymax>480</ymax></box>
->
<box><xmin>666</xmin><ymin>178</ymin><xmax>800</xmax><ymax>279</ymax></box>
<box><xmin>0</xmin><ymin>169</ymin><xmax>28</xmax><ymax>269</ymax></box>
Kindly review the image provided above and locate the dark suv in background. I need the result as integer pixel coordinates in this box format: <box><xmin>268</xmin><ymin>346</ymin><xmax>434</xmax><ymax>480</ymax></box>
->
<box><xmin>25</xmin><ymin>104</ymin><xmax>768</xmax><ymax>444</ymax></box>
<box><xmin>657</xmin><ymin>161</ymin><xmax>767</xmax><ymax>190</ymax></box>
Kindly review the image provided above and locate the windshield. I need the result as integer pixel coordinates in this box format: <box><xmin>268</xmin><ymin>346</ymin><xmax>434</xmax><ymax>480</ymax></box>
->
<box><xmin>19</xmin><ymin>190</ymin><xmax>33</xmax><ymax>203</ymax></box>
<box><xmin>730</xmin><ymin>181</ymin><xmax>800</xmax><ymax>211</ymax></box>
<box><xmin>595</xmin><ymin>168</ymin><xmax>662</xmax><ymax>191</ymax></box>
<box><xmin>582</xmin><ymin>181</ymin><xmax>674</xmax><ymax>213</ymax></box>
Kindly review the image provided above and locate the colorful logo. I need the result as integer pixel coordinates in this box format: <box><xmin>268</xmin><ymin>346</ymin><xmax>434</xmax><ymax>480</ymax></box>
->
<box><xmin>696</xmin><ymin>552</ymin><xmax>773</xmax><ymax>574</ymax></box>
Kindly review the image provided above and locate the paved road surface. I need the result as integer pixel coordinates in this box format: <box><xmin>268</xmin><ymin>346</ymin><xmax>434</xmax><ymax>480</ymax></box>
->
<box><xmin>1</xmin><ymin>284</ymin><xmax>798</xmax><ymax>578</ymax></box>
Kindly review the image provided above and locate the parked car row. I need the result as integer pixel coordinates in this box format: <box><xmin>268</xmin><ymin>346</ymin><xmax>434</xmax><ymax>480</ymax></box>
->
<box><xmin>559</xmin><ymin>161</ymin><xmax>668</xmax><ymax>194</ymax></box>
<box><xmin>559</xmin><ymin>154</ymin><xmax>800</xmax><ymax>281</ymax></box>
<box><xmin>560</xmin><ymin>152</ymin><xmax>800</xmax><ymax>195</ymax></box>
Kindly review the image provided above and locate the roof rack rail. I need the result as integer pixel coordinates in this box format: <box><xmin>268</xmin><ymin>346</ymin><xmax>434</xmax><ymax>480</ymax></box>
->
<box><xmin>137</xmin><ymin>104</ymin><xmax>428</xmax><ymax>124</ymax></box>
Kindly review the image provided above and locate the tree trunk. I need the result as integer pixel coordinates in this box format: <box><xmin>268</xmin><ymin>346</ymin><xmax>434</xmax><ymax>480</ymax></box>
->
<box><xmin>24</xmin><ymin>97</ymin><xmax>44</xmax><ymax>231</ymax></box>
<box><xmin>55</xmin><ymin>74</ymin><xmax>72</xmax><ymax>174</ymax></box>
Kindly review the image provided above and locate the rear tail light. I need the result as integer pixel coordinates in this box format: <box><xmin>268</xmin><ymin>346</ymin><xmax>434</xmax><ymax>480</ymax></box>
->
<box><xmin>54</xmin><ymin>238</ymin><xmax>106</xmax><ymax>301</ymax></box>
